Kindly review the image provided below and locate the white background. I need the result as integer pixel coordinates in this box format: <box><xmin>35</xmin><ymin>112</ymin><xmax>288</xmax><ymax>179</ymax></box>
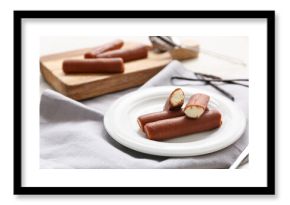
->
<box><xmin>0</xmin><ymin>0</ymin><xmax>286</xmax><ymax>204</ymax></box>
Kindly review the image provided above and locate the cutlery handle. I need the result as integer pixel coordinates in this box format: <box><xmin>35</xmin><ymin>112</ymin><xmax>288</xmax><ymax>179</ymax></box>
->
<box><xmin>229</xmin><ymin>146</ymin><xmax>249</xmax><ymax>169</ymax></box>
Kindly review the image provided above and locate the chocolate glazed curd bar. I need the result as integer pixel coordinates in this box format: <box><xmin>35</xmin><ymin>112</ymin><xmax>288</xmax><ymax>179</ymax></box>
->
<box><xmin>138</xmin><ymin>88</ymin><xmax>185</xmax><ymax>132</ymax></box>
<box><xmin>144</xmin><ymin>109</ymin><xmax>222</xmax><ymax>141</ymax></box>
<box><xmin>184</xmin><ymin>93</ymin><xmax>210</xmax><ymax>118</ymax></box>
<box><xmin>62</xmin><ymin>58</ymin><xmax>125</xmax><ymax>74</ymax></box>
<box><xmin>163</xmin><ymin>88</ymin><xmax>185</xmax><ymax>111</ymax></box>
<box><xmin>96</xmin><ymin>45</ymin><xmax>148</xmax><ymax>62</ymax></box>
<box><xmin>84</xmin><ymin>39</ymin><xmax>124</xmax><ymax>59</ymax></box>
<box><xmin>137</xmin><ymin>110</ymin><xmax>185</xmax><ymax>132</ymax></box>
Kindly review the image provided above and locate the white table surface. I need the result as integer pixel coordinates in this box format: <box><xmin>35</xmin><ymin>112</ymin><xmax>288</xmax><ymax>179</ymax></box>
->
<box><xmin>40</xmin><ymin>36</ymin><xmax>249</xmax><ymax>169</ymax></box>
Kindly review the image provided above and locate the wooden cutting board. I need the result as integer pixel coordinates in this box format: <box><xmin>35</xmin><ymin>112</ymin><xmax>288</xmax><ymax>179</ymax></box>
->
<box><xmin>40</xmin><ymin>41</ymin><xmax>198</xmax><ymax>100</ymax></box>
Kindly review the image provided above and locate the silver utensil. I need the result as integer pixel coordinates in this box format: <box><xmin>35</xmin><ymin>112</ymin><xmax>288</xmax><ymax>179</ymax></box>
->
<box><xmin>229</xmin><ymin>146</ymin><xmax>249</xmax><ymax>169</ymax></box>
<box><xmin>149</xmin><ymin>36</ymin><xmax>246</xmax><ymax>66</ymax></box>
<box><xmin>149</xmin><ymin>36</ymin><xmax>176</xmax><ymax>53</ymax></box>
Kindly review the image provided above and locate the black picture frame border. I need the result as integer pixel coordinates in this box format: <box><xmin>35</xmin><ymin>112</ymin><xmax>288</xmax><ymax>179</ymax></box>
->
<box><xmin>13</xmin><ymin>10</ymin><xmax>275</xmax><ymax>195</ymax></box>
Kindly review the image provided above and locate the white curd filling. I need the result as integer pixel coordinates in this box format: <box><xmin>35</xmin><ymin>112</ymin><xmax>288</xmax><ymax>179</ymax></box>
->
<box><xmin>184</xmin><ymin>106</ymin><xmax>204</xmax><ymax>118</ymax></box>
<box><xmin>171</xmin><ymin>89</ymin><xmax>184</xmax><ymax>106</ymax></box>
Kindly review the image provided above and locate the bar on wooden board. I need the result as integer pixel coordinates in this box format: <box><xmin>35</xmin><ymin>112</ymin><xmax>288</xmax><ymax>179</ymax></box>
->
<box><xmin>84</xmin><ymin>39</ymin><xmax>124</xmax><ymax>58</ymax></box>
<box><xmin>62</xmin><ymin>58</ymin><xmax>124</xmax><ymax>74</ymax></box>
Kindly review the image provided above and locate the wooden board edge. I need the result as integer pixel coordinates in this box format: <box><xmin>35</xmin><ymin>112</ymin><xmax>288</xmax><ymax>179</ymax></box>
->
<box><xmin>40</xmin><ymin>61</ymin><xmax>69</xmax><ymax>95</ymax></box>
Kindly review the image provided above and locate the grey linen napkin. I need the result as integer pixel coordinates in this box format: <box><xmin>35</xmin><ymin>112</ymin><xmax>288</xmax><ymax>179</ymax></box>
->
<box><xmin>40</xmin><ymin>60</ymin><xmax>248</xmax><ymax>169</ymax></box>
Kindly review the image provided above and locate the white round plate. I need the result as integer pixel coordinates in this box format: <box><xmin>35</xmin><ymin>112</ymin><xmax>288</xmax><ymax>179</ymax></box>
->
<box><xmin>104</xmin><ymin>86</ymin><xmax>246</xmax><ymax>157</ymax></box>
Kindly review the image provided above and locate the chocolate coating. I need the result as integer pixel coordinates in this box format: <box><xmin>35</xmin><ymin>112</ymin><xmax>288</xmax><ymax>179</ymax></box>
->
<box><xmin>163</xmin><ymin>88</ymin><xmax>185</xmax><ymax>111</ymax></box>
<box><xmin>96</xmin><ymin>45</ymin><xmax>148</xmax><ymax>62</ymax></box>
<box><xmin>137</xmin><ymin>110</ymin><xmax>184</xmax><ymax>132</ymax></box>
<box><xmin>62</xmin><ymin>58</ymin><xmax>124</xmax><ymax>74</ymax></box>
<box><xmin>144</xmin><ymin>109</ymin><xmax>222</xmax><ymax>141</ymax></box>
<box><xmin>84</xmin><ymin>39</ymin><xmax>124</xmax><ymax>58</ymax></box>
<box><xmin>184</xmin><ymin>93</ymin><xmax>210</xmax><ymax>118</ymax></box>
